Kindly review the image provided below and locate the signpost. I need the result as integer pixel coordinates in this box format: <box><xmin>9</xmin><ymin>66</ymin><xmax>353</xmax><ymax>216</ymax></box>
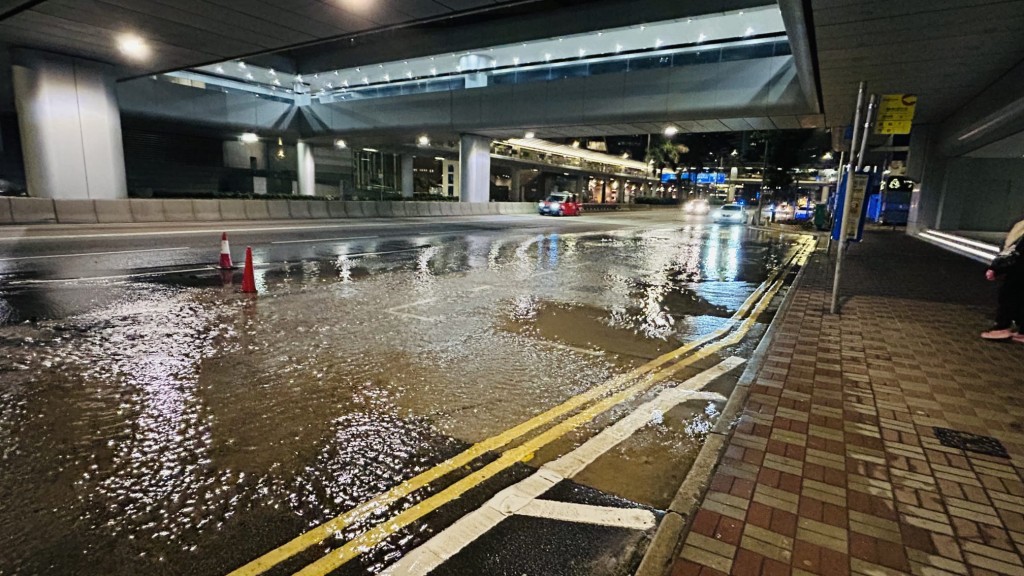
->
<box><xmin>875</xmin><ymin>94</ymin><xmax>917</xmax><ymax>135</ymax></box>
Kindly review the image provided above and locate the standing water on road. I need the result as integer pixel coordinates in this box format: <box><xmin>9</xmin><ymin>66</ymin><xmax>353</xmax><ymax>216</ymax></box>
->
<box><xmin>0</xmin><ymin>224</ymin><xmax>800</xmax><ymax>575</ymax></box>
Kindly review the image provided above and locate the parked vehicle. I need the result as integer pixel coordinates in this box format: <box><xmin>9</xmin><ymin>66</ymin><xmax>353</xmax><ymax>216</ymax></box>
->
<box><xmin>538</xmin><ymin>192</ymin><xmax>581</xmax><ymax>216</ymax></box>
<box><xmin>0</xmin><ymin>178</ymin><xmax>27</xmax><ymax>197</ymax></box>
<box><xmin>712</xmin><ymin>203</ymin><xmax>748</xmax><ymax>224</ymax></box>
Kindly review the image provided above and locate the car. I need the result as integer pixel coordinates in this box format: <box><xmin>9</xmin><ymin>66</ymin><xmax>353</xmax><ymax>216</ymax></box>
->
<box><xmin>538</xmin><ymin>192</ymin><xmax>581</xmax><ymax>216</ymax></box>
<box><xmin>0</xmin><ymin>178</ymin><xmax>27</xmax><ymax>197</ymax></box>
<box><xmin>712</xmin><ymin>203</ymin><xmax>748</xmax><ymax>224</ymax></box>
<box><xmin>683</xmin><ymin>198</ymin><xmax>710</xmax><ymax>215</ymax></box>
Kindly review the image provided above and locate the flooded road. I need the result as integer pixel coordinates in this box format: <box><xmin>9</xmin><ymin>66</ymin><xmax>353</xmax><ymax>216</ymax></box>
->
<box><xmin>0</xmin><ymin>213</ymin><xmax>809</xmax><ymax>575</ymax></box>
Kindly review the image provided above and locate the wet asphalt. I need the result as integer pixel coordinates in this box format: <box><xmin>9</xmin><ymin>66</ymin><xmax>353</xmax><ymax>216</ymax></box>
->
<box><xmin>0</xmin><ymin>211</ymin><xmax>805</xmax><ymax>575</ymax></box>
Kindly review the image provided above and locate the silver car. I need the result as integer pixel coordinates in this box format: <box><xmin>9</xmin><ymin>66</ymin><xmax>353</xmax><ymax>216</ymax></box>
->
<box><xmin>712</xmin><ymin>203</ymin><xmax>747</xmax><ymax>224</ymax></box>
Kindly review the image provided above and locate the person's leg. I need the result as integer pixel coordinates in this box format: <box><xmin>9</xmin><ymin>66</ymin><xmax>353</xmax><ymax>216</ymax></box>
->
<box><xmin>983</xmin><ymin>272</ymin><xmax>1018</xmax><ymax>339</ymax></box>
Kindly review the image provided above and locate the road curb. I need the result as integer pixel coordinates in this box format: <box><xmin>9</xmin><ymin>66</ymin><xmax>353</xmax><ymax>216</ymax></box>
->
<box><xmin>633</xmin><ymin>235</ymin><xmax>817</xmax><ymax>576</ymax></box>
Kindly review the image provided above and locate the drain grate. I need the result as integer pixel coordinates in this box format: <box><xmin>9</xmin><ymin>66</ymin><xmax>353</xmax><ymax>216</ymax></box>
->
<box><xmin>934</xmin><ymin>427</ymin><xmax>1009</xmax><ymax>458</ymax></box>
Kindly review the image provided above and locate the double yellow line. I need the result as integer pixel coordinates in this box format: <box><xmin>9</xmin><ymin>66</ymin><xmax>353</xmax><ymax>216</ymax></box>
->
<box><xmin>229</xmin><ymin>236</ymin><xmax>816</xmax><ymax>576</ymax></box>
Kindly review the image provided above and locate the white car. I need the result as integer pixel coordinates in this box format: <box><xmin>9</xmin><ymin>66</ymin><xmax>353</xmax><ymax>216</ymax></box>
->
<box><xmin>712</xmin><ymin>203</ymin><xmax>748</xmax><ymax>224</ymax></box>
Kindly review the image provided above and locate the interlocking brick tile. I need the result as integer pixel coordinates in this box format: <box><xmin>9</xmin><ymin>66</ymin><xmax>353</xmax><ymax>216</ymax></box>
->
<box><xmin>673</xmin><ymin>235</ymin><xmax>1024</xmax><ymax>576</ymax></box>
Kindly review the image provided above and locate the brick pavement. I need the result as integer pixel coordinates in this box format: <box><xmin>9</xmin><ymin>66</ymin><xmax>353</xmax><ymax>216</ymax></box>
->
<box><xmin>670</xmin><ymin>230</ymin><xmax>1024</xmax><ymax>576</ymax></box>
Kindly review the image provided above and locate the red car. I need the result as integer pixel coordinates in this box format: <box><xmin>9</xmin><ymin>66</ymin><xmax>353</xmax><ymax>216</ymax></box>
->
<box><xmin>537</xmin><ymin>192</ymin><xmax>582</xmax><ymax>216</ymax></box>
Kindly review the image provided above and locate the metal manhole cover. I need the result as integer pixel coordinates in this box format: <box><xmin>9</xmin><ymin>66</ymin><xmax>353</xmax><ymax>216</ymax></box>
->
<box><xmin>933</xmin><ymin>427</ymin><xmax>1009</xmax><ymax>458</ymax></box>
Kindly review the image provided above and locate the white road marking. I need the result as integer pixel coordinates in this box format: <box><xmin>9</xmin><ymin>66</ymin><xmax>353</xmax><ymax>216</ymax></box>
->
<box><xmin>381</xmin><ymin>357</ymin><xmax>742</xmax><ymax>575</ymax></box>
<box><xmin>345</xmin><ymin>246</ymin><xmax>430</xmax><ymax>258</ymax></box>
<box><xmin>514</xmin><ymin>500</ymin><xmax>657</xmax><ymax>531</ymax></box>
<box><xmin>0</xmin><ymin>247</ymin><xmax>191</xmax><ymax>262</ymax></box>
<box><xmin>386</xmin><ymin>298</ymin><xmax>438</xmax><ymax>312</ymax></box>
<box><xmin>6</xmin><ymin>266</ymin><xmax>217</xmax><ymax>285</ymax></box>
<box><xmin>271</xmin><ymin>235</ymin><xmax>379</xmax><ymax>244</ymax></box>
<box><xmin>540</xmin><ymin>341</ymin><xmax>604</xmax><ymax>357</ymax></box>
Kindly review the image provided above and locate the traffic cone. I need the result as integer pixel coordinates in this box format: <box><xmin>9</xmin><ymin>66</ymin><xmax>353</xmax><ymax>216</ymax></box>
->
<box><xmin>218</xmin><ymin>232</ymin><xmax>234</xmax><ymax>269</ymax></box>
<box><xmin>241</xmin><ymin>247</ymin><xmax>257</xmax><ymax>294</ymax></box>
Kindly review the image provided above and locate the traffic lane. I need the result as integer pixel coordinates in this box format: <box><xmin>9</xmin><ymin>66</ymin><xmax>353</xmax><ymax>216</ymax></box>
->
<box><xmin>0</xmin><ymin>211</ymin><xmax>677</xmax><ymax>255</ymax></box>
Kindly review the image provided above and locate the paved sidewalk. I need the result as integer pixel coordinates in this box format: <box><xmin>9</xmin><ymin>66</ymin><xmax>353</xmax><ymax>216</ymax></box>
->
<box><xmin>671</xmin><ymin>230</ymin><xmax>1024</xmax><ymax>576</ymax></box>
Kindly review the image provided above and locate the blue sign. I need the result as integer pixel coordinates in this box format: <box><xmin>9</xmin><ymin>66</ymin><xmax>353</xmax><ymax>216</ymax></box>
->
<box><xmin>660</xmin><ymin>172</ymin><xmax>726</xmax><ymax>184</ymax></box>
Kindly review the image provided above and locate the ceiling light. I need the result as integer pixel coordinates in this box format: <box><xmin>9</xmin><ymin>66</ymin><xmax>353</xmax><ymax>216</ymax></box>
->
<box><xmin>237</xmin><ymin>61</ymin><xmax>247</xmax><ymax>69</ymax></box>
<box><xmin>434</xmin><ymin>156</ymin><xmax>445</xmax><ymax>161</ymax></box>
<box><xmin>215</xmin><ymin>66</ymin><xmax>225</xmax><ymax>74</ymax></box>
<box><xmin>335</xmin><ymin>139</ymin><xmax>348</xmax><ymax>149</ymax></box>
<box><xmin>240</xmin><ymin>133</ymin><xmax>259</xmax><ymax>144</ymax></box>
<box><xmin>655</xmin><ymin>39</ymin><xmax>663</xmax><ymax>47</ymax></box>
<box><xmin>664</xmin><ymin>126</ymin><xmax>679</xmax><ymax>136</ymax></box>
<box><xmin>571</xmin><ymin>140</ymin><xmax>580</xmax><ymax>148</ymax></box>
<box><xmin>363</xmin><ymin>147</ymin><xmax>379</xmax><ymax>153</ymax></box>
<box><xmin>418</xmin><ymin>135</ymin><xmax>430</xmax><ymax>146</ymax></box>
<box><xmin>615</xmin><ymin>44</ymin><xmax>623</xmax><ymax>52</ymax></box>
<box><xmin>269</xmin><ymin>68</ymin><xmax>276</xmax><ymax>76</ymax></box>
<box><xmin>744</xmin><ymin>27</ymin><xmax>755</xmax><ymax>36</ymax></box>
<box><xmin>512</xmin><ymin>57</ymin><xmax>520</xmax><ymax>65</ymax></box>
<box><xmin>698</xmin><ymin>33</ymin><xmax>706</xmax><ymax>42</ymax></box>
<box><xmin>430</xmin><ymin>68</ymin><xmax>437</xmax><ymax>75</ymax></box>
<box><xmin>117</xmin><ymin>33</ymin><xmax>150</xmax><ymax>60</ymax></box>
<box><xmin>544</xmin><ymin>53</ymin><xmax>551</xmax><ymax>61</ymax></box>
<box><xmin>640</xmin><ymin>25</ymin><xmax>646</xmax><ymax>31</ymax></box>
<box><xmin>578</xmin><ymin>48</ymin><xmax>586</xmax><ymax>57</ymax></box>
<box><xmin>525</xmin><ymin>131</ymin><xmax>536</xmax><ymax>139</ymax></box>
<box><xmin>738</xmin><ymin>10</ymin><xmax>744</xmax><ymax>15</ymax></box>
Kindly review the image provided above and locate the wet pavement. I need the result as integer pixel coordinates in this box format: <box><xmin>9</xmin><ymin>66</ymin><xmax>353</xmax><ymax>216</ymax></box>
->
<box><xmin>0</xmin><ymin>212</ymin><xmax>808</xmax><ymax>575</ymax></box>
<box><xmin>667</xmin><ymin>229</ymin><xmax>1024</xmax><ymax>576</ymax></box>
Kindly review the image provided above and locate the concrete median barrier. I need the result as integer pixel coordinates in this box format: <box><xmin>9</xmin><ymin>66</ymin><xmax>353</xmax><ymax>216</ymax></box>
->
<box><xmin>94</xmin><ymin>200</ymin><xmax>133</xmax><ymax>223</ymax></box>
<box><xmin>486</xmin><ymin>203</ymin><xmax>499</xmax><ymax>215</ymax></box>
<box><xmin>129</xmin><ymin>199</ymin><xmax>165</xmax><ymax>222</ymax></box>
<box><xmin>308</xmin><ymin>201</ymin><xmax>329</xmax><ymax>219</ymax></box>
<box><xmin>392</xmin><ymin>202</ymin><xmax>409</xmax><ymax>217</ymax></box>
<box><xmin>0</xmin><ymin>198</ymin><xmax>12</xmax><ymax>224</ymax></box>
<box><xmin>288</xmin><ymin>199</ymin><xmax>312</xmax><ymax>219</ymax></box>
<box><xmin>425</xmin><ymin>202</ymin><xmax>441</xmax><ymax>216</ymax></box>
<box><xmin>342</xmin><ymin>201</ymin><xmax>362</xmax><ymax>217</ymax></box>
<box><xmin>327</xmin><ymin>201</ymin><xmax>347</xmax><ymax>218</ymax></box>
<box><xmin>10</xmin><ymin>198</ymin><xmax>56</xmax><ymax>224</ymax></box>
<box><xmin>192</xmin><ymin>200</ymin><xmax>221</xmax><ymax>221</ymax></box>
<box><xmin>219</xmin><ymin>200</ymin><xmax>247</xmax><ymax>221</ymax></box>
<box><xmin>54</xmin><ymin>200</ymin><xmax>98</xmax><ymax>224</ymax></box>
<box><xmin>375</xmin><ymin>201</ymin><xmax>393</xmax><ymax>218</ymax></box>
<box><xmin>244</xmin><ymin>199</ymin><xmax>270</xmax><ymax>220</ymax></box>
<box><xmin>162</xmin><ymin>200</ymin><xmax>195</xmax><ymax>222</ymax></box>
<box><xmin>439</xmin><ymin>202</ymin><xmax>455</xmax><ymax>217</ymax></box>
<box><xmin>267</xmin><ymin>200</ymin><xmax>290</xmax><ymax>220</ymax></box>
<box><xmin>361</xmin><ymin>202</ymin><xmax>379</xmax><ymax>218</ymax></box>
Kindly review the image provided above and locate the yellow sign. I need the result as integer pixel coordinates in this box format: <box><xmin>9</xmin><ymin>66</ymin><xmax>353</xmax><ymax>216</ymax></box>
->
<box><xmin>875</xmin><ymin>94</ymin><xmax>918</xmax><ymax>135</ymax></box>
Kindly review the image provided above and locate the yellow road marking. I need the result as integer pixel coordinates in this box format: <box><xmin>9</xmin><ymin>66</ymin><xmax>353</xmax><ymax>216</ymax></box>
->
<box><xmin>226</xmin><ymin>236</ymin><xmax>815</xmax><ymax>576</ymax></box>
<box><xmin>294</xmin><ymin>270</ymin><xmax>795</xmax><ymax>576</ymax></box>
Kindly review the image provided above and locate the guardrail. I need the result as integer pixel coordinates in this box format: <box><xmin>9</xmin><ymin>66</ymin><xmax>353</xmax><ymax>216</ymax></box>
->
<box><xmin>0</xmin><ymin>198</ymin><xmax>539</xmax><ymax>225</ymax></box>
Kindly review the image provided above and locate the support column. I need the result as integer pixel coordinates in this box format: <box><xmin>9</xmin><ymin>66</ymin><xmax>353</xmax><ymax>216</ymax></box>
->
<box><xmin>510</xmin><ymin>169</ymin><xmax>522</xmax><ymax>201</ymax></box>
<box><xmin>12</xmin><ymin>49</ymin><xmax>126</xmax><ymax>199</ymax></box>
<box><xmin>459</xmin><ymin>134</ymin><xmax>491</xmax><ymax>203</ymax></box>
<box><xmin>297</xmin><ymin>140</ymin><xmax>316</xmax><ymax>196</ymax></box>
<box><xmin>401</xmin><ymin>154</ymin><xmax>415</xmax><ymax>198</ymax></box>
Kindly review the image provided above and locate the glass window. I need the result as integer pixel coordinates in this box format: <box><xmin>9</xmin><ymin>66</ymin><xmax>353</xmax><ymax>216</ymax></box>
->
<box><xmin>629</xmin><ymin>55</ymin><xmax>672</xmax><ymax>71</ymax></box>
<box><xmin>589</xmin><ymin>60</ymin><xmax>628</xmax><ymax>75</ymax></box>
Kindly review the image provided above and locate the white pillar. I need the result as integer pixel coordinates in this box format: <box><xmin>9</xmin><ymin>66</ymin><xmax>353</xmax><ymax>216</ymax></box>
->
<box><xmin>459</xmin><ymin>134</ymin><xmax>491</xmax><ymax>203</ymax></box>
<box><xmin>12</xmin><ymin>49</ymin><xmax>127</xmax><ymax>199</ymax></box>
<box><xmin>401</xmin><ymin>154</ymin><xmax>414</xmax><ymax>198</ymax></box>
<box><xmin>297</xmin><ymin>140</ymin><xmax>316</xmax><ymax>196</ymax></box>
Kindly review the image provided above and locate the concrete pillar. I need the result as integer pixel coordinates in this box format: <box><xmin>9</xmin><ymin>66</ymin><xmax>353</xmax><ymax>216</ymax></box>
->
<box><xmin>12</xmin><ymin>49</ymin><xmax>127</xmax><ymax>199</ymax></box>
<box><xmin>297</xmin><ymin>140</ymin><xmax>316</xmax><ymax>196</ymax></box>
<box><xmin>907</xmin><ymin>125</ymin><xmax>949</xmax><ymax>232</ymax></box>
<box><xmin>460</xmin><ymin>134</ymin><xmax>491</xmax><ymax>203</ymax></box>
<box><xmin>510</xmin><ymin>169</ymin><xmax>522</xmax><ymax>201</ymax></box>
<box><xmin>820</xmin><ymin>185</ymin><xmax>830</xmax><ymax>204</ymax></box>
<box><xmin>401</xmin><ymin>154</ymin><xmax>415</xmax><ymax>198</ymax></box>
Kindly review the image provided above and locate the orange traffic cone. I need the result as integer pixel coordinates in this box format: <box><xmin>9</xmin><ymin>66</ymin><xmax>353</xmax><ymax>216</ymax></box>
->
<box><xmin>241</xmin><ymin>247</ymin><xmax>257</xmax><ymax>294</ymax></box>
<box><xmin>218</xmin><ymin>232</ymin><xmax>234</xmax><ymax>269</ymax></box>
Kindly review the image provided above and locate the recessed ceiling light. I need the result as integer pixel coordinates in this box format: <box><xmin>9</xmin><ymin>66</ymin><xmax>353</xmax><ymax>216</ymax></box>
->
<box><xmin>525</xmin><ymin>131</ymin><xmax>536</xmax><ymax>139</ymax></box>
<box><xmin>237</xmin><ymin>61</ymin><xmax>247</xmax><ymax>69</ymax></box>
<box><xmin>744</xmin><ymin>27</ymin><xmax>755</xmax><ymax>36</ymax></box>
<box><xmin>418</xmin><ymin>135</ymin><xmax>430</xmax><ymax>146</ymax></box>
<box><xmin>117</xmin><ymin>33</ymin><xmax>151</xmax><ymax>60</ymax></box>
<box><xmin>698</xmin><ymin>33</ymin><xmax>706</xmax><ymax>42</ymax></box>
<box><xmin>335</xmin><ymin>139</ymin><xmax>347</xmax><ymax>149</ymax></box>
<box><xmin>240</xmin><ymin>133</ymin><xmax>259</xmax><ymax>144</ymax></box>
<box><xmin>664</xmin><ymin>126</ymin><xmax>679</xmax><ymax>136</ymax></box>
<box><xmin>363</xmin><ymin>147</ymin><xmax>379</xmax><ymax>153</ymax></box>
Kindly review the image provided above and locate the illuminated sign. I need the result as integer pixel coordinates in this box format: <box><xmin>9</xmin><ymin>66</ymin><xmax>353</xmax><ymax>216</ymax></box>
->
<box><xmin>875</xmin><ymin>94</ymin><xmax>918</xmax><ymax>135</ymax></box>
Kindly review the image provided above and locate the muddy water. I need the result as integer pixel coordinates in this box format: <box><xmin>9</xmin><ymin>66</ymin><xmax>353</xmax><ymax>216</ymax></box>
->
<box><xmin>0</xmin><ymin>225</ymin><xmax>798</xmax><ymax>575</ymax></box>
